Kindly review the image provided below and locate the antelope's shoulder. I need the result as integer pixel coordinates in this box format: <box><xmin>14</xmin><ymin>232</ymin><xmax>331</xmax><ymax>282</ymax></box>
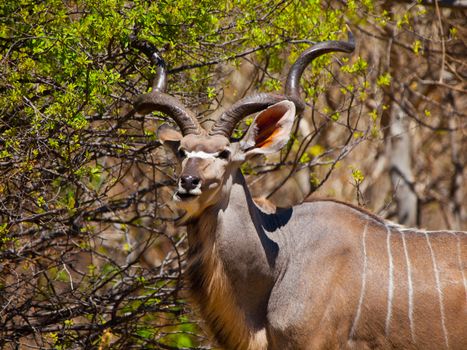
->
<box><xmin>260</xmin><ymin>198</ymin><xmax>380</xmax><ymax>248</ymax></box>
<box><xmin>294</xmin><ymin>197</ymin><xmax>385</xmax><ymax>228</ymax></box>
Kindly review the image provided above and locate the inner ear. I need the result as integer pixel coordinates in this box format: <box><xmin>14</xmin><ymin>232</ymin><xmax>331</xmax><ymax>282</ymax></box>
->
<box><xmin>254</xmin><ymin>106</ymin><xmax>287</xmax><ymax>148</ymax></box>
<box><xmin>240</xmin><ymin>100</ymin><xmax>295</xmax><ymax>156</ymax></box>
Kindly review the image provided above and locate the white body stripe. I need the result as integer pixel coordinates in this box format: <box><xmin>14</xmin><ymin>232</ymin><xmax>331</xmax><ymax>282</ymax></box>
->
<box><xmin>425</xmin><ymin>232</ymin><xmax>449</xmax><ymax>349</ymax></box>
<box><xmin>385</xmin><ymin>225</ymin><xmax>394</xmax><ymax>336</ymax></box>
<box><xmin>350</xmin><ymin>223</ymin><xmax>368</xmax><ymax>338</ymax></box>
<box><xmin>450</xmin><ymin>232</ymin><xmax>467</xmax><ymax>304</ymax></box>
<box><xmin>400</xmin><ymin>230</ymin><xmax>416</xmax><ymax>342</ymax></box>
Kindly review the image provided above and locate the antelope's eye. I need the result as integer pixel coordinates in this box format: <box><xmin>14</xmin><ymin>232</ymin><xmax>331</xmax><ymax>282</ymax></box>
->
<box><xmin>178</xmin><ymin>149</ymin><xmax>187</xmax><ymax>158</ymax></box>
<box><xmin>218</xmin><ymin>150</ymin><xmax>230</xmax><ymax>160</ymax></box>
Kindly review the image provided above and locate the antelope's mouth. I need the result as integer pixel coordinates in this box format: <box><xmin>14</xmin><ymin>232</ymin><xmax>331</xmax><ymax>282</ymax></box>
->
<box><xmin>174</xmin><ymin>189</ymin><xmax>201</xmax><ymax>201</ymax></box>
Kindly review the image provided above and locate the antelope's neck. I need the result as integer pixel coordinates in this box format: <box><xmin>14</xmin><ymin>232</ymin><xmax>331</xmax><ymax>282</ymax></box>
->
<box><xmin>185</xmin><ymin>170</ymin><xmax>274</xmax><ymax>350</ymax></box>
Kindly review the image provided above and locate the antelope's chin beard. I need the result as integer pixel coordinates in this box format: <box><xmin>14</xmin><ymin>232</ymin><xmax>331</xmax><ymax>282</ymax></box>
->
<box><xmin>172</xmin><ymin>187</ymin><xmax>220</xmax><ymax>224</ymax></box>
<box><xmin>172</xmin><ymin>189</ymin><xmax>203</xmax><ymax>224</ymax></box>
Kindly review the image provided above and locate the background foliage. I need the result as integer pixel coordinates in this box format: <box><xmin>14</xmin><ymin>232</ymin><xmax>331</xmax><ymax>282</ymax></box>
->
<box><xmin>1</xmin><ymin>0</ymin><xmax>465</xmax><ymax>348</ymax></box>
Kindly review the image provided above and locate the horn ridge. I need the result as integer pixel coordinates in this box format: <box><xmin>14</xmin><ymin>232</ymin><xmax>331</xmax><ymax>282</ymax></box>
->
<box><xmin>132</xmin><ymin>41</ymin><xmax>202</xmax><ymax>135</ymax></box>
<box><xmin>210</xmin><ymin>32</ymin><xmax>355</xmax><ymax>138</ymax></box>
<box><xmin>285</xmin><ymin>32</ymin><xmax>355</xmax><ymax>101</ymax></box>
<box><xmin>209</xmin><ymin>93</ymin><xmax>300</xmax><ymax>137</ymax></box>
<box><xmin>134</xmin><ymin>92</ymin><xmax>201</xmax><ymax>135</ymax></box>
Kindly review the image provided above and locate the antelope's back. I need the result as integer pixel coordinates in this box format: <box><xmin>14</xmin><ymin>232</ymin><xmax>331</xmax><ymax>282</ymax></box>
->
<box><xmin>266</xmin><ymin>200</ymin><xmax>467</xmax><ymax>349</ymax></box>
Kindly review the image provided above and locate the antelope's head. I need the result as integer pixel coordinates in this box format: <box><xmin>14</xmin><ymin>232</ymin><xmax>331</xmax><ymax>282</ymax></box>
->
<box><xmin>155</xmin><ymin>100</ymin><xmax>295</xmax><ymax>219</ymax></box>
<box><xmin>133</xmin><ymin>35</ymin><xmax>355</xmax><ymax>220</ymax></box>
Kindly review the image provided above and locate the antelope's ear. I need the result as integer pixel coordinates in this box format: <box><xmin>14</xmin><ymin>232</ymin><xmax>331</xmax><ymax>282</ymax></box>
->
<box><xmin>157</xmin><ymin>124</ymin><xmax>182</xmax><ymax>154</ymax></box>
<box><xmin>240</xmin><ymin>100</ymin><xmax>295</xmax><ymax>158</ymax></box>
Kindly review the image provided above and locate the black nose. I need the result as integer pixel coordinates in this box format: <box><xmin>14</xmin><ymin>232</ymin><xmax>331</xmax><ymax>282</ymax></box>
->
<box><xmin>180</xmin><ymin>175</ymin><xmax>200</xmax><ymax>191</ymax></box>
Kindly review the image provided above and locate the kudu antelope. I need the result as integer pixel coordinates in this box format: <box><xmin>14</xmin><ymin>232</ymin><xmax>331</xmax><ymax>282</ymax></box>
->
<box><xmin>133</xmin><ymin>34</ymin><xmax>467</xmax><ymax>349</ymax></box>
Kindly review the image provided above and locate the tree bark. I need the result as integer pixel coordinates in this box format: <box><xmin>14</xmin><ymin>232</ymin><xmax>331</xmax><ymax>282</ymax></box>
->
<box><xmin>388</xmin><ymin>102</ymin><xmax>419</xmax><ymax>226</ymax></box>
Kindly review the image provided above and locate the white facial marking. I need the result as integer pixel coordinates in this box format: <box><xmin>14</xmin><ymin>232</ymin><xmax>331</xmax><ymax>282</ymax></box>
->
<box><xmin>425</xmin><ymin>231</ymin><xmax>449</xmax><ymax>349</ymax></box>
<box><xmin>350</xmin><ymin>223</ymin><xmax>368</xmax><ymax>338</ymax></box>
<box><xmin>185</xmin><ymin>150</ymin><xmax>219</xmax><ymax>159</ymax></box>
<box><xmin>175</xmin><ymin>183</ymin><xmax>202</xmax><ymax>196</ymax></box>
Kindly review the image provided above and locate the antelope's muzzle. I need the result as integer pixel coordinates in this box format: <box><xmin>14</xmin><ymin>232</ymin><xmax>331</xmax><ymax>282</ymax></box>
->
<box><xmin>175</xmin><ymin>175</ymin><xmax>202</xmax><ymax>200</ymax></box>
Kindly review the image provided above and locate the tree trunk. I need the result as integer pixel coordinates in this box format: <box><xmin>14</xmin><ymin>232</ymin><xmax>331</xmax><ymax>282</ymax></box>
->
<box><xmin>388</xmin><ymin>102</ymin><xmax>419</xmax><ymax>226</ymax></box>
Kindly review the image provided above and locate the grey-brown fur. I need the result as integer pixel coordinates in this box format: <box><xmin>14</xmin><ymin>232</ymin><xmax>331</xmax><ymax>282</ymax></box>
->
<box><xmin>183</xmin><ymin>169</ymin><xmax>467</xmax><ymax>349</ymax></box>
<box><xmin>154</xmin><ymin>101</ymin><xmax>467</xmax><ymax>348</ymax></box>
<box><xmin>133</xmin><ymin>35</ymin><xmax>466</xmax><ymax>349</ymax></box>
